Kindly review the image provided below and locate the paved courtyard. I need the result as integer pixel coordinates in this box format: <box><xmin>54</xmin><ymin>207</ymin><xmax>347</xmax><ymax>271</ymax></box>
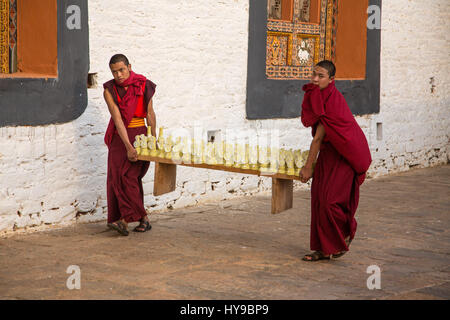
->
<box><xmin>0</xmin><ymin>165</ymin><xmax>449</xmax><ymax>300</ymax></box>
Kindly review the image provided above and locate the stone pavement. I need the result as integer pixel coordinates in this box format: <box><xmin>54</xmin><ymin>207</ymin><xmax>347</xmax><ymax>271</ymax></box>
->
<box><xmin>0</xmin><ymin>165</ymin><xmax>449</xmax><ymax>300</ymax></box>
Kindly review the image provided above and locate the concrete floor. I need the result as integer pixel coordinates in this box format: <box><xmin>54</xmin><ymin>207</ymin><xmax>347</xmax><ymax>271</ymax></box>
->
<box><xmin>0</xmin><ymin>165</ymin><xmax>449</xmax><ymax>300</ymax></box>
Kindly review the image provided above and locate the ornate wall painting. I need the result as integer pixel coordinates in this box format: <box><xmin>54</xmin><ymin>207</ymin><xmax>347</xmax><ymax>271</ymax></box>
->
<box><xmin>266</xmin><ymin>0</ymin><xmax>337</xmax><ymax>80</ymax></box>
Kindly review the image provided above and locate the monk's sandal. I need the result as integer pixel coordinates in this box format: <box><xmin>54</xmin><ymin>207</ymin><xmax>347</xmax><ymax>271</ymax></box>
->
<box><xmin>133</xmin><ymin>220</ymin><xmax>152</xmax><ymax>233</ymax></box>
<box><xmin>107</xmin><ymin>221</ymin><xmax>129</xmax><ymax>236</ymax></box>
<box><xmin>302</xmin><ymin>251</ymin><xmax>331</xmax><ymax>262</ymax></box>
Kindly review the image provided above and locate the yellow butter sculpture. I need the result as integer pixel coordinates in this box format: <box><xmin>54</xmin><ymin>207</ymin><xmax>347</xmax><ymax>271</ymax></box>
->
<box><xmin>140</xmin><ymin>134</ymin><xmax>149</xmax><ymax>156</ymax></box>
<box><xmin>224</xmin><ymin>142</ymin><xmax>234</xmax><ymax>167</ymax></box>
<box><xmin>249</xmin><ymin>145</ymin><xmax>259</xmax><ymax>170</ymax></box>
<box><xmin>134</xmin><ymin>135</ymin><xmax>141</xmax><ymax>155</ymax></box>
<box><xmin>215</xmin><ymin>141</ymin><xmax>224</xmax><ymax>165</ymax></box>
<box><xmin>193</xmin><ymin>139</ymin><xmax>203</xmax><ymax>164</ymax></box>
<box><xmin>234</xmin><ymin>143</ymin><xmax>245</xmax><ymax>169</ymax></box>
<box><xmin>181</xmin><ymin>137</ymin><xmax>191</xmax><ymax>163</ymax></box>
<box><xmin>157</xmin><ymin>127</ymin><xmax>165</xmax><ymax>158</ymax></box>
<box><xmin>286</xmin><ymin>149</ymin><xmax>295</xmax><ymax>176</ymax></box>
<box><xmin>172</xmin><ymin>137</ymin><xmax>182</xmax><ymax>161</ymax></box>
<box><xmin>278</xmin><ymin>148</ymin><xmax>286</xmax><ymax>174</ymax></box>
<box><xmin>205</xmin><ymin>142</ymin><xmax>216</xmax><ymax>165</ymax></box>
<box><xmin>269</xmin><ymin>147</ymin><xmax>279</xmax><ymax>173</ymax></box>
<box><xmin>164</xmin><ymin>135</ymin><xmax>174</xmax><ymax>159</ymax></box>
<box><xmin>258</xmin><ymin>146</ymin><xmax>269</xmax><ymax>173</ymax></box>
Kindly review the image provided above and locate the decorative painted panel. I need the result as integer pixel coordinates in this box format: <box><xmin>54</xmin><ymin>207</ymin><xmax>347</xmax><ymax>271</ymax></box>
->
<box><xmin>267</xmin><ymin>32</ymin><xmax>292</xmax><ymax>66</ymax></box>
<box><xmin>266</xmin><ymin>0</ymin><xmax>337</xmax><ymax>80</ymax></box>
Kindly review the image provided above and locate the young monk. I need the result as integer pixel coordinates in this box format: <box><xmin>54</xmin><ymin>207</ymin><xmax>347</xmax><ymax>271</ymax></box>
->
<box><xmin>103</xmin><ymin>54</ymin><xmax>157</xmax><ymax>236</ymax></box>
<box><xmin>299</xmin><ymin>60</ymin><xmax>372</xmax><ymax>261</ymax></box>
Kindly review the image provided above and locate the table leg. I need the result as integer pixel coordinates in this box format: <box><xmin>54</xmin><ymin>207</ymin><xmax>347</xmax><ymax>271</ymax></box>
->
<box><xmin>153</xmin><ymin>162</ymin><xmax>177</xmax><ymax>196</ymax></box>
<box><xmin>271</xmin><ymin>178</ymin><xmax>293</xmax><ymax>214</ymax></box>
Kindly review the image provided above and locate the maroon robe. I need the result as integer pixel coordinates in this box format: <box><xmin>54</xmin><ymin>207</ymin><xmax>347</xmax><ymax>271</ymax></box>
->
<box><xmin>301</xmin><ymin>82</ymin><xmax>372</xmax><ymax>255</ymax></box>
<box><xmin>103</xmin><ymin>72</ymin><xmax>156</xmax><ymax>223</ymax></box>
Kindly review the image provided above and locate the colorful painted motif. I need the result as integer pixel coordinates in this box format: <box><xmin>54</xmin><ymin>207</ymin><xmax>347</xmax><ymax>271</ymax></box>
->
<box><xmin>267</xmin><ymin>32</ymin><xmax>292</xmax><ymax>66</ymax></box>
<box><xmin>296</xmin><ymin>34</ymin><xmax>319</xmax><ymax>67</ymax></box>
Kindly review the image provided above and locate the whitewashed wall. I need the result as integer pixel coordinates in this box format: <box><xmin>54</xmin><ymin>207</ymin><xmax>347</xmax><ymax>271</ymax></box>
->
<box><xmin>0</xmin><ymin>0</ymin><xmax>448</xmax><ymax>235</ymax></box>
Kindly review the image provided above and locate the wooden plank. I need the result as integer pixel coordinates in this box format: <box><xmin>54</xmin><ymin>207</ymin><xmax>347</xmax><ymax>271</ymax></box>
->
<box><xmin>271</xmin><ymin>178</ymin><xmax>293</xmax><ymax>214</ymax></box>
<box><xmin>153</xmin><ymin>162</ymin><xmax>177</xmax><ymax>196</ymax></box>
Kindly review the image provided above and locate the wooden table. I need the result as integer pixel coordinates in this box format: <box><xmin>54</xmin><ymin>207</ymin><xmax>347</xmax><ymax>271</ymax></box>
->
<box><xmin>138</xmin><ymin>155</ymin><xmax>302</xmax><ymax>214</ymax></box>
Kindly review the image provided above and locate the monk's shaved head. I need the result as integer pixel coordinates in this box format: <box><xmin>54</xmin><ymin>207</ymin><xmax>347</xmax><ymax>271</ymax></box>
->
<box><xmin>315</xmin><ymin>60</ymin><xmax>336</xmax><ymax>78</ymax></box>
<box><xmin>109</xmin><ymin>54</ymin><xmax>130</xmax><ymax>66</ymax></box>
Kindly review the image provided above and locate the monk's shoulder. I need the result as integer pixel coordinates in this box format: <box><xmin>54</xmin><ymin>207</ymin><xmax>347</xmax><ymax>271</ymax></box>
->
<box><xmin>144</xmin><ymin>79</ymin><xmax>156</xmax><ymax>97</ymax></box>
<box><xmin>145</xmin><ymin>79</ymin><xmax>156</xmax><ymax>90</ymax></box>
<box><xmin>103</xmin><ymin>79</ymin><xmax>115</xmax><ymax>92</ymax></box>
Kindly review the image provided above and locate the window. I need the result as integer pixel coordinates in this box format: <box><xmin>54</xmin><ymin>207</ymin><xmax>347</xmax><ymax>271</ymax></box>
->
<box><xmin>0</xmin><ymin>0</ymin><xmax>57</xmax><ymax>78</ymax></box>
<box><xmin>0</xmin><ymin>0</ymin><xmax>16</xmax><ymax>73</ymax></box>
<box><xmin>0</xmin><ymin>0</ymin><xmax>89</xmax><ymax>127</ymax></box>
<box><xmin>246</xmin><ymin>0</ymin><xmax>381</xmax><ymax>119</ymax></box>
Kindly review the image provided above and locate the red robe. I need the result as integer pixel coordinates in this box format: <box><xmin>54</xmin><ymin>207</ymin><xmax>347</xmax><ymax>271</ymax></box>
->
<box><xmin>301</xmin><ymin>82</ymin><xmax>372</xmax><ymax>255</ymax></box>
<box><xmin>104</xmin><ymin>72</ymin><xmax>154</xmax><ymax>223</ymax></box>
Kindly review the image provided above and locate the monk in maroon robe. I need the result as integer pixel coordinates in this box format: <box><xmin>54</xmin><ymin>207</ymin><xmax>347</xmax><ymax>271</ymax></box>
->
<box><xmin>300</xmin><ymin>60</ymin><xmax>372</xmax><ymax>261</ymax></box>
<box><xmin>103</xmin><ymin>54</ymin><xmax>157</xmax><ymax>236</ymax></box>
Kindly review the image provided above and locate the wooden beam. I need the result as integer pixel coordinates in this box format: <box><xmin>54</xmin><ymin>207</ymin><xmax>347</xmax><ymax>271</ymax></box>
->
<box><xmin>271</xmin><ymin>178</ymin><xmax>293</xmax><ymax>214</ymax></box>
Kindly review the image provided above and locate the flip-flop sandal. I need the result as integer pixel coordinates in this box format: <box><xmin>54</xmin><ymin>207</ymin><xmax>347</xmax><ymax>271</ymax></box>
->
<box><xmin>302</xmin><ymin>251</ymin><xmax>331</xmax><ymax>262</ymax></box>
<box><xmin>133</xmin><ymin>220</ymin><xmax>152</xmax><ymax>233</ymax></box>
<box><xmin>107</xmin><ymin>221</ymin><xmax>129</xmax><ymax>236</ymax></box>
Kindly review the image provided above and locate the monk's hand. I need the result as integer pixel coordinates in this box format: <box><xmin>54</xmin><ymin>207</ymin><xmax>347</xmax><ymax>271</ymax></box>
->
<box><xmin>300</xmin><ymin>166</ymin><xmax>313</xmax><ymax>183</ymax></box>
<box><xmin>127</xmin><ymin>147</ymin><xmax>138</xmax><ymax>162</ymax></box>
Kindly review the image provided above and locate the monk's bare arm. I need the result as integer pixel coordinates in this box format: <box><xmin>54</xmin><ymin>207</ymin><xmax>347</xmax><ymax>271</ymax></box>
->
<box><xmin>300</xmin><ymin>122</ymin><xmax>326</xmax><ymax>182</ymax></box>
<box><xmin>146</xmin><ymin>98</ymin><xmax>156</xmax><ymax>137</ymax></box>
<box><xmin>103</xmin><ymin>89</ymin><xmax>138</xmax><ymax>161</ymax></box>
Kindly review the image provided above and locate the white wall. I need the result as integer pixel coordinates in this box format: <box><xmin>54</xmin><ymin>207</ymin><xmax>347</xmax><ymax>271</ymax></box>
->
<box><xmin>0</xmin><ymin>0</ymin><xmax>448</xmax><ymax>235</ymax></box>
